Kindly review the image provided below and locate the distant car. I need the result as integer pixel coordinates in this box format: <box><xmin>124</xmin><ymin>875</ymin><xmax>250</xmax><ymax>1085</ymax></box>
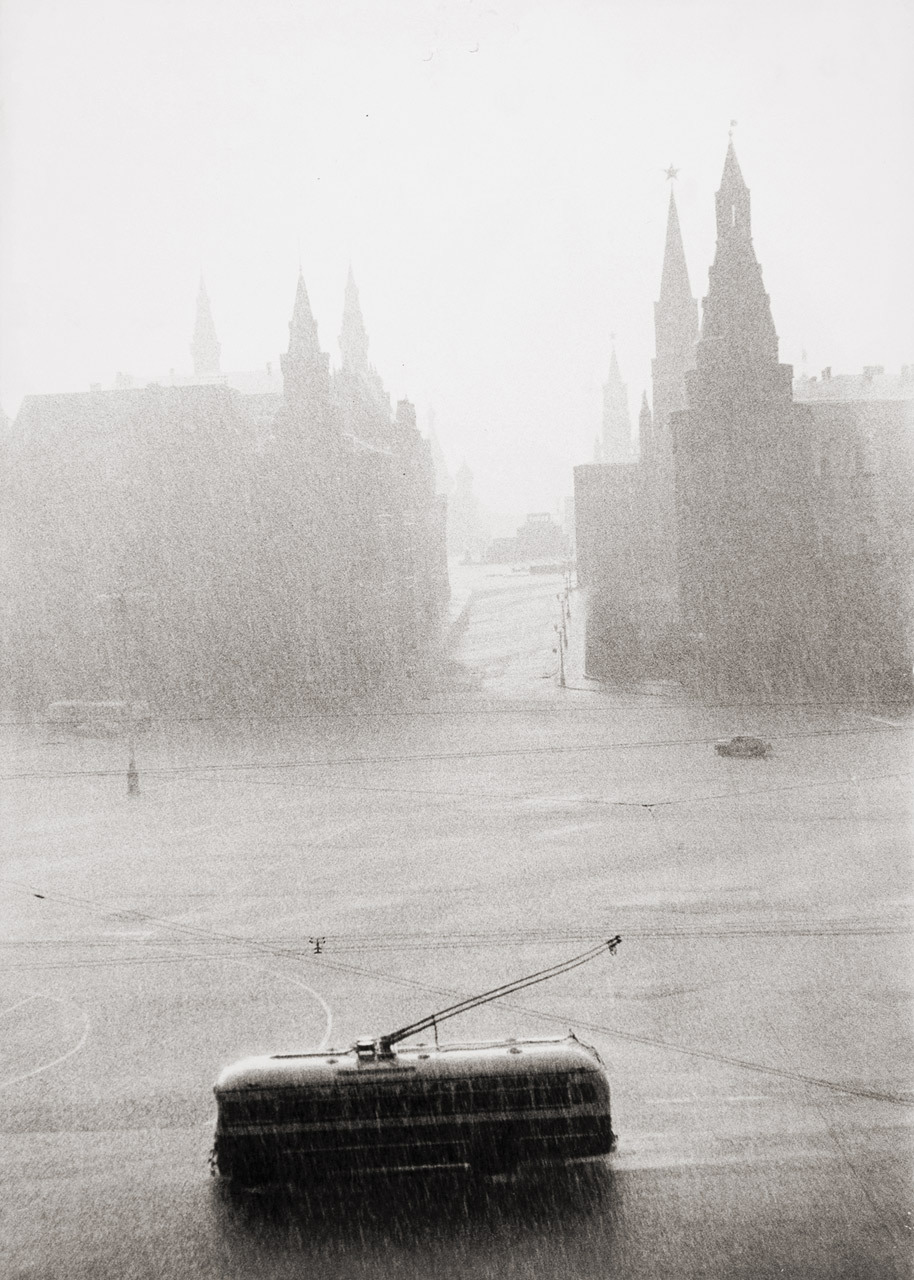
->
<box><xmin>715</xmin><ymin>735</ymin><xmax>771</xmax><ymax>759</ymax></box>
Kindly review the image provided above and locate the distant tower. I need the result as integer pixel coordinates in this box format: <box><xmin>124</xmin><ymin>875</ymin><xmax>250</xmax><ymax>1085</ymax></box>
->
<box><xmin>448</xmin><ymin>460</ymin><xmax>481</xmax><ymax>559</ymax></box>
<box><xmin>333</xmin><ymin>267</ymin><xmax>391</xmax><ymax>437</ymax></box>
<box><xmin>675</xmin><ymin>138</ymin><xmax>813</xmax><ymax>692</ymax></box>
<box><xmin>339</xmin><ymin>266</ymin><xmax>370</xmax><ymax>373</ymax></box>
<box><xmin>650</xmin><ymin>184</ymin><xmax>699</xmax><ymax>625</ymax></box>
<box><xmin>191</xmin><ymin>278</ymin><xmax>221</xmax><ymax>378</ymax></box>
<box><xmin>651</xmin><ymin>188</ymin><xmax>698</xmax><ymax>433</ymax></box>
<box><xmin>602</xmin><ymin>346</ymin><xmax>633</xmax><ymax>463</ymax></box>
<box><xmin>281</xmin><ymin>269</ymin><xmax>331</xmax><ymax>409</ymax></box>
<box><xmin>695</xmin><ymin>139</ymin><xmax>785</xmax><ymax>391</ymax></box>
<box><xmin>395</xmin><ymin>398</ymin><xmax>417</xmax><ymax>432</ymax></box>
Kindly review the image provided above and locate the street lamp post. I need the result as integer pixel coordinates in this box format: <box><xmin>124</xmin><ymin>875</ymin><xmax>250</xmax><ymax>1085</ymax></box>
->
<box><xmin>554</xmin><ymin>623</ymin><xmax>566</xmax><ymax>688</ymax></box>
<box><xmin>97</xmin><ymin>587</ymin><xmax>150</xmax><ymax>798</ymax></box>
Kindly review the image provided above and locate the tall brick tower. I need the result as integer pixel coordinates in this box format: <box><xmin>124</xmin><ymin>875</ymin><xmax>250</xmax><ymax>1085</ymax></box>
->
<box><xmin>672</xmin><ymin>139</ymin><xmax>819</xmax><ymax>693</ymax></box>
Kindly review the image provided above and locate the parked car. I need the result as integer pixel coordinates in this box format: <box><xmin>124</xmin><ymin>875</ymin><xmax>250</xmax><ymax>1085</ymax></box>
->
<box><xmin>714</xmin><ymin>735</ymin><xmax>771</xmax><ymax>759</ymax></box>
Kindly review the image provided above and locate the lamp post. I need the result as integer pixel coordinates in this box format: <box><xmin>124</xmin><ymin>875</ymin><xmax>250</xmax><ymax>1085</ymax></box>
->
<box><xmin>554</xmin><ymin>623</ymin><xmax>566</xmax><ymax>688</ymax></box>
<box><xmin>97</xmin><ymin>587</ymin><xmax>150</xmax><ymax>798</ymax></box>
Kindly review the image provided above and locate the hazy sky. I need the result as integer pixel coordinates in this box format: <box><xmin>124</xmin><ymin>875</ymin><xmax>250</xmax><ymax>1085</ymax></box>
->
<box><xmin>1</xmin><ymin>0</ymin><xmax>911</xmax><ymax>515</ymax></box>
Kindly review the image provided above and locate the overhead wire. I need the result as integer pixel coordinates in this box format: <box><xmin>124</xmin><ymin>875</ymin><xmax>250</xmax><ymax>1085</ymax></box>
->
<box><xmin>4</xmin><ymin>878</ymin><xmax>911</xmax><ymax>1107</ymax></box>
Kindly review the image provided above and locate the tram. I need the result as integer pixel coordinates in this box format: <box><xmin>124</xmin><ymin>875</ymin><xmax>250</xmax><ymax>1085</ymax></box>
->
<box><xmin>212</xmin><ymin>938</ymin><xmax>620</xmax><ymax>1187</ymax></box>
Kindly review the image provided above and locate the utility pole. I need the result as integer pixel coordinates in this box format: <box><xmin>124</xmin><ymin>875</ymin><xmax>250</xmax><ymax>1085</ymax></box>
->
<box><xmin>98</xmin><ymin>587</ymin><xmax>150</xmax><ymax>798</ymax></box>
<box><xmin>117</xmin><ymin>592</ymin><xmax>141</xmax><ymax>798</ymax></box>
<box><xmin>554</xmin><ymin>623</ymin><xmax>566</xmax><ymax>688</ymax></box>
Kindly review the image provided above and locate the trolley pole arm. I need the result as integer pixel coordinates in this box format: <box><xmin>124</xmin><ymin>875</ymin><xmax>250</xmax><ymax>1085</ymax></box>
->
<box><xmin>378</xmin><ymin>935</ymin><xmax>621</xmax><ymax>1054</ymax></box>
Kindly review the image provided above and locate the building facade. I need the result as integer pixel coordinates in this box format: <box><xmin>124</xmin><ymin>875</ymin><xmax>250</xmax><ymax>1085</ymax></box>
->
<box><xmin>0</xmin><ymin>272</ymin><xmax>449</xmax><ymax>715</ymax></box>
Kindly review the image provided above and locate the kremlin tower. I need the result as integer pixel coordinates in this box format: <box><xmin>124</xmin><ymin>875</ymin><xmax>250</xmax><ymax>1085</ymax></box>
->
<box><xmin>190</xmin><ymin>278</ymin><xmax>221</xmax><ymax>379</ymax></box>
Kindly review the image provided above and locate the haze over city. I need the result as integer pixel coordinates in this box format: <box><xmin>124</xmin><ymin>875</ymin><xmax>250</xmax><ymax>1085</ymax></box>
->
<box><xmin>1</xmin><ymin>4</ymin><xmax>912</xmax><ymax>1279</ymax></box>
<box><xmin>1</xmin><ymin>0</ymin><xmax>911</xmax><ymax>515</ymax></box>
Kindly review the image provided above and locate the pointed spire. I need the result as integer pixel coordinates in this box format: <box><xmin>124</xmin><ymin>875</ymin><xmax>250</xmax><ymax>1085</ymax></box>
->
<box><xmin>659</xmin><ymin>190</ymin><xmax>693</xmax><ymax>304</ymax></box>
<box><xmin>191</xmin><ymin>277</ymin><xmax>221</xmax><ymax>377</ymax></box>
<box><xmin>608</xmin><ymin>345</ymin><xmax>623</xmax><ymax>385</ymax></box>
<box><xmin>653</xmin><ymin>183</ymin><xmax>698</xmax><ymax>430</ymax></box>
<box><xmin>339</xmin><ymin>265</ymin><xmax>370</xmax><ymax>372</ymax></box>
<box><xmin>602</xmin><ymin>343</ymin><xmax>633</xmax><ymax>464</ymax></box>
<box><xmin>720</xmin><ymin>137</ymin><xmax>746</xmax><ymax>192</ymax></box>
<box><xmin>281</xmin><ymin>268</ymin><xmax>330</xmax><ymax>409</ymax></box>
<box><xmin>702</xmin><ymin>138</ymin><xmax>780</xmax><ymax>369</ymax></box>
<box><xmin>288</xmin><ymin>269</ymin><xmax>321</xmax><ymax>357</ymax></box>
<box><xmin>715</xmin><ymin>137</ymin><xmax>752</xmax><ymax>240</ymax></box>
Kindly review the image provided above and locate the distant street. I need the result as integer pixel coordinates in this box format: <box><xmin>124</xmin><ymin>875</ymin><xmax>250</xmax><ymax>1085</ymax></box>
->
<box><xmin>1</xmin><ymin>566</ymin><xmax>911</xmax><ymax>1279</ymax></box>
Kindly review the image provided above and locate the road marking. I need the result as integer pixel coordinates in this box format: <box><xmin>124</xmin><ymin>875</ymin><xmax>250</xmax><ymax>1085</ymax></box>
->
<box><xmin>0</xmin><ymin>996</ymin><xmax>91</xmax><ymax>1092</ymax></box>
<box><xmin>217</xmin><ymin>957</ymin><xmax>333</xmax><ymax>1051</ymax></box>
<box><xmin>0</xmin><ymin>994</ymin><xmax>42</xmax><ymax>1018</ymax></box>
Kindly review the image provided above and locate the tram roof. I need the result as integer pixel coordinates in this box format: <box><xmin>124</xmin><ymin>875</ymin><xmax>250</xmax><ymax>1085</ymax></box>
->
<box><xmin>214</xmin><ymin>1036</ymin><xmax>602</xmax><ymax>1093</ymax></box>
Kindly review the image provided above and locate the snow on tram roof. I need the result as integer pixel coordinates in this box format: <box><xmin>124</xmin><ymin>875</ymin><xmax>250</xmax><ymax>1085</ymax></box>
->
<box><xmin>215</xmin><ymin>1036</ymin><xmax>603</xmax><ymax>1092</ymax></box>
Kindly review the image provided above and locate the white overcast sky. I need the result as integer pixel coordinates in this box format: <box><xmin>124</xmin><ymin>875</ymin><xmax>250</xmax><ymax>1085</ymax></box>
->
<box><xmin>1</xmin><ymin>0</ymin><xmax>911</xmax><ymax>515</ymax></box>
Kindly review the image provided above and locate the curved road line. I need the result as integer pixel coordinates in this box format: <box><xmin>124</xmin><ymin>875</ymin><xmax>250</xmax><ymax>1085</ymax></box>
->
<box><xmin>0</xmin><ymin>995</ymin><xmax>91</xmax><ymax>1092</ymax></box>
<box><xmin>0</xmin><ymin>994</ymin><xmax>42</xmax><ymax>1018</ymax></box>
<box><xmin>0</xmin><ymin>961</ymin><xmax>331</xmax><ymax>1099</ymax></box>
<box><xmin>216</xmin><ymin>956</ymin><xmax>333</xmax><ymax>1051</ymax></box>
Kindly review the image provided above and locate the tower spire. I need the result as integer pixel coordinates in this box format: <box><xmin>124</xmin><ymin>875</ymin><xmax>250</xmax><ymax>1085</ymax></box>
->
<box><xmin>191</xmin><ymin>277</ymin><xmax>221</xmax><ymax>378</ymax></box>
<box><xmin>700</xmin><ymin>138</ymin><xmax>780</xmax><ymax>370</ymax></box>
<box><xmin>602</xmin><ymin>343</ymin><xmax>633</xmax><ymax>464</ymax></box>
<box><xmin>281</xmin><ymin>268</ymin><xmax>330</xmax><ymax>408</ymax></box>
<box><xmin>659</xmin><ymin>189</ymin><xmax>694</xmax><ymax>305</ymax></box>
<box><xmin>287</xmin><ymin>269</ymin><xmax>321</xmax><ymax>358</ymax></box>
<box><xmin>339</xmin><ymin>265</ymin><xmax>370</xmax><ymax>372</ymax></box>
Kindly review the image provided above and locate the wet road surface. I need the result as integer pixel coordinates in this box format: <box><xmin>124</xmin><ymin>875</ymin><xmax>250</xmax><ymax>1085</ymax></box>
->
<box><xmin>1</xmin><ymin>568</ymin><xmax>911</xmax><ymax>1277</ymax></box>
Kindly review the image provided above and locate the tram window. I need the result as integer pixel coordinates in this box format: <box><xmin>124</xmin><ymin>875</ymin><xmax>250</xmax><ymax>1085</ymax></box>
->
<box><xmin>312</xmin><ymin>1096</ymin><xmax>344</xmax><ymax>1122</ymax></box>
<box><xmin>371</xmin><ymin>1092</ymin><xmax>408</xmax><ymax>1119</ymax></box>
<box><xmin>532</xmin><ymin>1081</ymin><xmax>567</xmax><ymax>1107</ymax></box>
<box><xmin>451</xmin><ymin>1080</ymin><xmax>474</xmax><ymax>1110</ymax></box>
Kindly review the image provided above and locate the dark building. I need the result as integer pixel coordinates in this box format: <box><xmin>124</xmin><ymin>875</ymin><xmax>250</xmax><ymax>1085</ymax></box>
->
<box><xmin>576</xmin><ymin>141</ymin><xmax>913</xmax><ymax>700</ymax></box>
<box><xmin>0</xmin><ymin>271</ymin><xmax>448</xmax><ymax>715</ymax></box>
<box><xmin>485</xmin><ymin>512</ymin><xmax>568</xmax><ymax>565</ymax></box>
